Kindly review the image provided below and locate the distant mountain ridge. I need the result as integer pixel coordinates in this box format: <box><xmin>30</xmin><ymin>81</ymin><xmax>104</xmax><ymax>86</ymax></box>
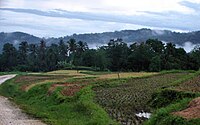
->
<box><xmin>1</xmin><ymin>28</ymin><xmax>200</xmax><ymax>52</ymax></box>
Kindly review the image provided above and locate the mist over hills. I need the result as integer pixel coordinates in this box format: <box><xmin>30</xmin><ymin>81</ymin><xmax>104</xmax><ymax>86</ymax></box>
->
<box><xmin>1</xmin><ymin>28</ymin><xmax>200</xmax><ymax>52</ymax></box>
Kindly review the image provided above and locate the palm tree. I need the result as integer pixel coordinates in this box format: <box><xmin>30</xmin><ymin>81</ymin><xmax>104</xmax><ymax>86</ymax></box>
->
<box><xmin>77</xmin><ymin>41</ymin><xmax>88</xmax><ymax>53</ymax></box>
<box><xmin>67</xmin><ymin>38</ymin><xmax>77</xmax><ymax>54</ymax></box>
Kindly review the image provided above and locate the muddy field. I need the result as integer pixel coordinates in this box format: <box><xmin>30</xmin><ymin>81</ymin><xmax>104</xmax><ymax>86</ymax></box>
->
<box><xmin>94</xmin><ymin>73</ymin><xmax>190</xmax><ymax>125</ymax></box>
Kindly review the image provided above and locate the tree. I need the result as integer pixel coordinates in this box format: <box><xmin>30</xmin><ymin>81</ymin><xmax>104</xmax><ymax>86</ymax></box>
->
<box><xmin>190</xmin><ymin>45</ymin><xmax>200</xmax><ymax>70</ymax></box>
<box><xmin>46</xmin><ymin>44</ymin><xmax>59</xmax><ymax>71</ymax></box>
<box><xmin>175</xmin><ymin>48</ymin><xmax>188</xmax><ymax>69</ymax></box>
<box><xmin>1</xmin><ymin>43</ymin><xmax>18</xmax><ymax>71</ymax></box>
<box><xmin>76</xmin><ymin>41</ymin><xmax>88</xmax><ymax>53</ymax></box>
<box><xmin>107</xmin><ymin>38</ymin><xmax>129</xmax><ymax>78</ymax></box>
<box><xmin>67</xmin><ymin>38</ymin><xmax>77</xmax><ymax>65</ymax></box>
<box><xmin>81</xmin><ymin>49</ymin><xmax>96</xmax><ymax>67</ymax></box>
<box><xmin>162</xmin><ymin>43</ymin><xmax>187</xmax><ymax>70</ymax></box>
<box><xmin>68</xmin><ymin>38</ymin><xmax>77</xmax><ymax>54</ymax></box>
<box><xmin>161</xmin><ymin>43</ymin><xmax>177</xmax><ymax>70</ymax></box>
<box><xmin>165</xmin><ymin>43</ymin><xmax>176</xmax><ymax>56</ymax></box>
<box><xmin>0</xmin><ymin>54</ymin><xmax>3</xmax><ymax>71</ymax></box>
<box><xmin>146</xmin><ymin>39</ymin><xmax>164</xmax><ymax>54</ymax></box>
<box><xmin>0</xmin><ymin>38</ymin><xmax>199</xmax><ymax>72</ymax></box>
<box><xmin>28</xmin><ymin>44</ymin><xmax>39</xmax><ymax>71</ymax></box>
<box><xmin>128</xmin><ymin>42</ymin><xmax>154</xmax><ymax>71</ymax></box>
<box><xmin>149</xmin><ymin>55</ymin><xmax>161</xmax><ymax>72</ymax></box>
<box><xmin>58</xmin><ymin>39</ymin><xmax>68</xmax><ymax>61</ymax></box>
<box><xmin>95</xmin><ymin>49</ymin><xmax>108</xmax><ymax>70</ymax></box>
<box><xmin>38</xmin><ymin>39</ymin><xmax>47</xmax><ymax>71</ymax></box>
<box><xmin>17</xmin><ymin>41</ymin><xmax>29</xmax><ymax>71</ymax></box>
<box><xmin>74</xmin><ymin>41</ymin><xmax>88</xmax><ymax>67</ymax></box>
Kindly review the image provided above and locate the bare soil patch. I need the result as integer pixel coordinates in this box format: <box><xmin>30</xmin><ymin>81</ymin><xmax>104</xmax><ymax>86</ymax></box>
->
<box><xmin>48</xmin><ymin>82</ymin><xmax>88</xmax><ymax>96</ymax></box>
<box><xmin>172</xmin><ymin>97</ymin><xmax>200</xmax><ymax>119</ymax></box>
<box><xmin>61</xmin><ymin>85</ymin><xmax>85</xmax><ymax>96</ymax></box>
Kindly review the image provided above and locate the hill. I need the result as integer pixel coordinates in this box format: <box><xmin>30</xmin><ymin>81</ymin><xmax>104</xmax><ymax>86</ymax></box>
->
<box><xmin>1</xmin><ymin>28</ymin><xmax>200</xmax><ymax>51</ymax></box>
<box><xmin>0</xmin><ymin>32</ymin><xmax>41</xmax><ymax>52</ymax></box>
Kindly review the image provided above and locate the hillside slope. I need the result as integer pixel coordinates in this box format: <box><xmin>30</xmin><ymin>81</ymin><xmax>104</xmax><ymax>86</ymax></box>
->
<box><xmin>1</xmin><ymin>28</ymin><xmax>200</xmax><ymax>52</ymax></box>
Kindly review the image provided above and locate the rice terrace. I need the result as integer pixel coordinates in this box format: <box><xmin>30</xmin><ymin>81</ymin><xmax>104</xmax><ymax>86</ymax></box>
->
<box><xmin>0</xmin><ymin>70</ymin><xmax>200</xmax><ymax>125</ymax></box>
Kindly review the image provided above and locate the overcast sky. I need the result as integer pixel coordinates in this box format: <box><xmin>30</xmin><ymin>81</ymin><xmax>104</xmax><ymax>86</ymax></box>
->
<box><xmin>0</xmin><ymin>0</ymin><xmax>200</xmax><ymax>37</ymax></box>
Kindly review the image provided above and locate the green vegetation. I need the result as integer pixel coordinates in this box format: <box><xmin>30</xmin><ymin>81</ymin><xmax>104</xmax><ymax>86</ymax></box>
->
<box><xmin>149</xmin><ymin>89</ymin><xmax>198</xmax><ymax>108</ymax></box>
<box><xmin>16</xmin><ymin>85</ymin><xmax>116</xmax><ymax>125</ymax></box>
<box><xmin>1</xmin><ymin>38</ymin><xmax>200</xmax><ymax>72</ymax></box>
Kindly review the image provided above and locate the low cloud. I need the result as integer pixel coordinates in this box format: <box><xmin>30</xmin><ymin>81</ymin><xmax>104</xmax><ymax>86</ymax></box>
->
<box><xmin>176</xmin><ymin>42</ymin><xmax>199</xmax><ymax>53</ymax></box>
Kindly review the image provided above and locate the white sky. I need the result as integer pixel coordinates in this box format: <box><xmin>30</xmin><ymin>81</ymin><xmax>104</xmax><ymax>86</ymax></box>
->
<box><xmin>1</xmin><ymin>0</ymin><xmax>200</xmax><ymax>37</ymax></box>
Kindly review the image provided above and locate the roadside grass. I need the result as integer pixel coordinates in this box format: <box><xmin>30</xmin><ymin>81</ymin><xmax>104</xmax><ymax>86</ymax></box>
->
<box><xmin>15</xmin><ymin>84</ymin><xmax>117</xmax><ymax>125</ymax></box>
<box><xmin>0</xmin><ymin>77</ymin><xmax>21</xmax><ymax>97</ymax></box>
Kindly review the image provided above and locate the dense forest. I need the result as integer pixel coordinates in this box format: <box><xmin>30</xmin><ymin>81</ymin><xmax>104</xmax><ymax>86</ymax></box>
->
<box><xmin>0</xmin><ymin>38</ymin><xmax>200</xmax><ymax>72</ymax></box>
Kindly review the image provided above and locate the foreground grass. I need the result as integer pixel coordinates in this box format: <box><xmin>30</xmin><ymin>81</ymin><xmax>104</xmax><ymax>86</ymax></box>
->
<box><xmin>18</xmin><ymin>85</ymin><xmax>116</xmax><ymax>125</ymax></box>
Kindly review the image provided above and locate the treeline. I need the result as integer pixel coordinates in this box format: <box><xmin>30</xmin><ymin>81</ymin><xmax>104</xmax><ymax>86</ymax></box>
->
<box><xmin>0</xmin><ymin>38</ymin><xmax>200</xmax><ymax>72</ymax></box>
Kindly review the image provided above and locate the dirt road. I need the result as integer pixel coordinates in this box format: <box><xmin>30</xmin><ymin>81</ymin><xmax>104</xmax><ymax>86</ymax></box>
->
<box><xmin>0</xmin><ymin>75</ymin><xmax>46</xmax><ymax>125</ymax></box>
